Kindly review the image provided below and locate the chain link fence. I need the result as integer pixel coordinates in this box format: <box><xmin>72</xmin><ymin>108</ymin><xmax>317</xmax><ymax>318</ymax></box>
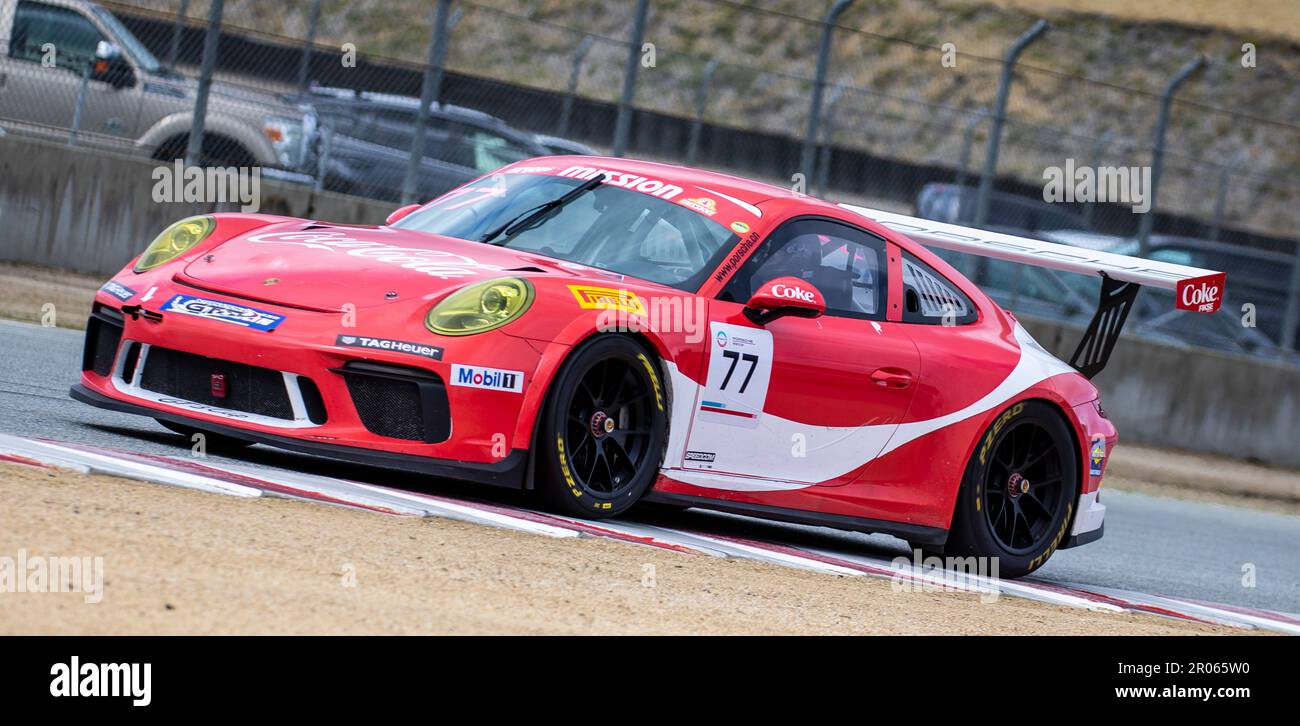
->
<box><xmin>1</xmin><ymin>0</ymin><xmax>1297</xmax><ymax>360</ymax></box>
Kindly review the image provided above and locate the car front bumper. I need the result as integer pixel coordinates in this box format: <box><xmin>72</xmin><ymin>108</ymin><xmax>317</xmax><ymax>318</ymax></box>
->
<box><xmin>73</xmin><ymin>287</ymin><xmax>552</xmax><ymax>488</ymax></box>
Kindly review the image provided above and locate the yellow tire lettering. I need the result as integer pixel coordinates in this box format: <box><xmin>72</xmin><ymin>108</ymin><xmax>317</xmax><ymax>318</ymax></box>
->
<box><xmin>557</xmin><ymin>436</ymin><xmax>582</xmax><ymax>498</ymax></box>
<box><xmin>979</xmin><ymin>402</ymin><xmax>1025</xmax><ymax>466</ymax></box>
<box><xmin>637</xmin><ymin>353</ymin><xmax>664</xmax><ymax>412</ymax></box>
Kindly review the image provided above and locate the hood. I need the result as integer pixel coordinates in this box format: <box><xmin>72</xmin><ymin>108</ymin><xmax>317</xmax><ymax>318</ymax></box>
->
<box><xmin>178</xmin><ymin>222</ymin><xmax>597</xmax><ymax>311</ymax></box>
<box><xmin>146</xmin><ymin>75</ymin><xmax>302</xmax><ymax>116</ymax></box>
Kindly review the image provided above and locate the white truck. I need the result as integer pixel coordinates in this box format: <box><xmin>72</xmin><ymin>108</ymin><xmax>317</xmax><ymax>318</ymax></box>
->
<box><xmin>0</xmin><ymin>0</ymin><xmax>315</xmax><ymax>168</ymax></box>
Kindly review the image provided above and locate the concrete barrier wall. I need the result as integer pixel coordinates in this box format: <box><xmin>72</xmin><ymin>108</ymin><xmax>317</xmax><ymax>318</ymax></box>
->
<box><xmin>1022</xmin><ymin>317</ymin><xmax>1300</xmax><ymax>468</ymax></box>
<box><xmin>0</xmin><ymin>134</ymin><xmax>392</xmax><ymax>276</ymax></box>
<box><xmin>1</xmin><ymin>133</ymin><xmax>1296</xmax><ymax>467</ymax></box>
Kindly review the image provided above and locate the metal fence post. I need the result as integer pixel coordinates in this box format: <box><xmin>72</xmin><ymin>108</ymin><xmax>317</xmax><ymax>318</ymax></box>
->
<box><xmin>685</xmin><ymin>58</ymin><xmax>718</xmax><ymax>166</ymax></box>
<box><xmin>167</xmin><ymin>0</ymin><xmax>190</xmax><ymax>72</ymax></box>
<box><xmin>68</xmin><ymin>59</ymin><xmax>91</xmax><ymax>147</ymax></box>
<box><xmin>799</xmin><ymin>0</ymin><xmax>854</xmax><ymax>182</ymax></box>
<box><xmin>815</xmin><ymin>83</ymin><xmax>845</xmax><ymax>196</ymax></box>
<box><xmin>314</xmin><ymin>118</ymin><xmax>335</xmax><ymax>193</ymax></box>
<box><xmin>557</xmin><ymin>36</ymin><xmax>594</xmax><ymax>137</ymax></box>
<box><xmin>1283</xmin><ymin>245</ymin><xmax>1300</xmax><ymax>355</ymax></box>
<box><xmin>1210</xmin><ymin>151</ymin><xmax>1243</xmax><ymax>242</ymax></box>
<box><xmin>612</xmin><ymin>0</ymin><xmax>650</xmax><ymax>157</ymax></box>
<box><xmin>1081</xmin><ymin>130</ymin><xmax>1112</xmax><ymax>229</ymax></box>
<box><xmin>401</xmin><ymin>0</ymin><xmax>453</xmax><ymax>205</ymax></box>
<box><xmin>973</xmin><ymin>19</ymin><xmax>1048</xmax><ymax>229</ymax></box>
<box><xmin>954</xmin><ymin>109</ymin><xmax>988</xmax><ymax>189</ymax></box>
<box><xmin>1137</xmin><ymin>55</ymin><xmax>1204</xmax><ymax>255</ymax></box>
<box><xmin>296</xmin><ymin>0</ymin><xmax>324</xmax><ymax>95</ymax></box>
<box><xmin>184</xmin><ymin>0</ymin><xmax>225</xmax><ymax>167</ymax></box>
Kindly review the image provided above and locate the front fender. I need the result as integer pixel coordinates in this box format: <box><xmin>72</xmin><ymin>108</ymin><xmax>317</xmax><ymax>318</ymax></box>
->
<box><xmin>137</xmin><ymin>111</ymin><xmax>279</xmax><ymax>165</ymax></box>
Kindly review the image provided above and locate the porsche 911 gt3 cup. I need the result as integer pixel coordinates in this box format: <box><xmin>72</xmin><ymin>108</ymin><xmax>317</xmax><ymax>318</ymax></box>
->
<box><xmin>72</xmin><ymin>156</ymin><xmax>1226</xmax><ymax>577</ymax></box>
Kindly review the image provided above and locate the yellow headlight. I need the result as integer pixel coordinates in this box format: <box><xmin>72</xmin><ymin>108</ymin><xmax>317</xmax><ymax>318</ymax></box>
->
<box><xmin>133</xmin><ymin>216</ymin><xmax>216</xmax><ymax>273</ymax></box>
<box><xmin>426</xmin><ymin>278</ymin><xmax>534</xmax><ymax>336</ymax></box>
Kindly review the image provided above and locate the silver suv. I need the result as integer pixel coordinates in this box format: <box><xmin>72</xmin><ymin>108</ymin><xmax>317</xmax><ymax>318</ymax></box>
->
<box><xmin>0</xmin><ymin>0</ymin><xmax>314</xmax><ymax>168</ymax></box>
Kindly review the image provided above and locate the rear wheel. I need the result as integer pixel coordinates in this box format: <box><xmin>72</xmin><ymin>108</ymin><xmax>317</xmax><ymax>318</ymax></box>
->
<box><xmin>155</xmin><ymin>419</ymin><xmax>255</xmax><ymax>452</ymax></box>
<box><xmin>536</xmin><ymin>336</ymin><xmax>667</xmax><ymax>518</ymax></box>
<box><xmin>942</xmin><ymin>401</ymin><xmax>1077</xmax><ymax>578</ymax></box>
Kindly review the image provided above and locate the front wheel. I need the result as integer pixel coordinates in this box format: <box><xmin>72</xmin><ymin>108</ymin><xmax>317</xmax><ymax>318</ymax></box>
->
<box><xmin>942</xmin><ymin>401</ymin><xmax>1078</xmax><ymax>578</ymax></box>
<box><xmin>535</xmin><ymin>336</ymin><xmax>668</xmax><ymax>518</ymax></box>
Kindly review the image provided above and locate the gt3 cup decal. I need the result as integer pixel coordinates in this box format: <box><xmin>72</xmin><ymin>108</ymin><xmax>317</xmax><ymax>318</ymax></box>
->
<box><xmin>162</xmin><ymin>295</ymin><xmax>285</xmax><ymax>331</ymax></box>
<box><xmin>335</xmin><ymin>335</ymin><xmax>443</xmax><ymax>361</ymax></box>
<box><xmin>100</xmin><ymin>280</ymin><xmax>136</xmax><ymax>301</ymax></box>
<box><xmin>245</xmin><ymin>230</ymin><xmax>503</xmax><ymax>280</ymax></box>
<box><xmin>450</xmin><ymin>364</ymin><xmax>525</xmax><ymax>393</ymax></box>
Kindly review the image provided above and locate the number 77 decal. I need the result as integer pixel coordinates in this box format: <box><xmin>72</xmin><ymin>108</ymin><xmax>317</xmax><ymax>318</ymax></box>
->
<box><xmin>697</xmin><ymin>322</ymin><xmax>773</xmax><ymax>430</ymax></box>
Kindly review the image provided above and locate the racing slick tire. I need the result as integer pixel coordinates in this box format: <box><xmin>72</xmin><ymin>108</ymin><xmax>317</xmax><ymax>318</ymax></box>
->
<box><xmin>155</xmin><ymin>419</ymin><xmax>256</xmax><ymax>452</ymax></box>
<box><xmin>941</xmin><ymin>401</ymin><xmax>1078</xmax><ymax>579</ymax></box>
<box><xmin>536</xmin><ymin>335</ymin><xmax>668</xmax><ymax>518</ymax></box>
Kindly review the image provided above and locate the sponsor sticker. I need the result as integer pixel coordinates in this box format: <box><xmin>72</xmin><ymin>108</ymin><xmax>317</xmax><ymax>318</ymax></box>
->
<box><xmin>684</xmin><ymin>450</ymin><xmax>717</xmax><ymax>463</ymax></box>
<box><xmin>1089</xmin><ymin>435</ymin><xmax>1107</xmax><ymax>477</ymax></box>
<box><xmin>569</xmin><ymin>284</ymin><xmax>647</xmax><ymax>316</ymax></box>
<box><xmin>100</xmin><ymin>280</ymin><xmax>136</xmax><ymax>302</ymax></box>
<box><xmin>1175</xmin><ymin>272</ymin><xmax>1226</xmax><ymax>314</ymax></box>
<box><xmin>451</xmin><ymin>364</ymin><xmax>524</xmax><ymax>393</ymax></box>
<box><xmin>335</xmin><ymin>335</ymin><xmax>443</xmax><ymax>361</ymax></box>
<box><xmin>162</xmin><ymin>294</ymin><xmax>285</xmax><ymax>331</ymax></box>
<box><xmin>680</xmin><ymin>197</ymin><xmax>718</xmax><ymax>216</ymax></box>
<box><xmin>730</xmin><ymin>221</ymin><xmax>750</xmax><ymax>234</ymax></box>
<box><xmin>246</xmin><ymin>229</ymin><xmax>503</xmax><ymax>280</ymax></box>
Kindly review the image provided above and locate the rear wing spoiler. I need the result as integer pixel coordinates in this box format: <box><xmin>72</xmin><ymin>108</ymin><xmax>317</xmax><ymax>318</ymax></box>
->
<box><xmin>842</xmin><ymin>206</ymin><xmax>1228</xmax><ymax>378</ymax></box>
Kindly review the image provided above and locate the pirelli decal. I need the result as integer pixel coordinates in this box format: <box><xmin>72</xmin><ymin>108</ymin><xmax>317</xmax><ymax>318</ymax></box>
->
<box><xmin>568</xmin><ymin>285</ymin><xmax>646</xmax><ymax>316</ymax></box>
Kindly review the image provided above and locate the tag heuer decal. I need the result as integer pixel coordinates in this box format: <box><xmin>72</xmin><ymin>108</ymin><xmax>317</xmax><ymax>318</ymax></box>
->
<box><xmin>335</xmin><ymin>335</ymin><xmax>443</xmax><ymax>360</ymax></box>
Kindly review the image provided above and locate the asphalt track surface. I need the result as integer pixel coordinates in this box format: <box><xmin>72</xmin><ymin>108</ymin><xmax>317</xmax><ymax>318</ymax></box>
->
<box><xmin>3</xmin><ymin>320</ymin><xmax>1297</xmax><ymax>615</ymax></box>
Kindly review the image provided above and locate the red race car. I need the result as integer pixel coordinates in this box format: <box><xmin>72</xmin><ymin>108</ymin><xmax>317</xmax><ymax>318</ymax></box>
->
<box><xmin>72</xmin><ymin>157</ymin><xmax>1226</xmax><ymax>576</ymax></box>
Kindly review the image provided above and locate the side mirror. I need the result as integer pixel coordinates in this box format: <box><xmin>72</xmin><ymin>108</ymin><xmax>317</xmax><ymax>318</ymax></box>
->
<box><xmin>744</xmin><ymin>276</ymin><xmax>826</xmax><ymax>325</ymax></box>
<box><xmin>91</xmin><ymin>41</ymin><xmax>134</xmax><ymax>90</ymax></box>
<box><xmin>385</xmin><ymin>203</ymin><xmax>421</xmax><ymax>226</ymax></box>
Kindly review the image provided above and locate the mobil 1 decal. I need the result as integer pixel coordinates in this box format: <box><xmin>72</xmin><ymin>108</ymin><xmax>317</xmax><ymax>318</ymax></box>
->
<box><xmin>685</xmin><ymin>322</ymin><xmax>774</xmax><ymax>470</ymax></box>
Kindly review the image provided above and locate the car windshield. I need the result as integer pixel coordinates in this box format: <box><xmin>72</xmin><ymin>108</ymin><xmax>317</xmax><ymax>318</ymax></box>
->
<box><xmin>91</xmin><ymin>6</ymin><xmax>162</xmax><ymax>74</ymax></box>
<box><xmin>394</xmin><ymin>173</ymin><xmax>739</xmax><ymax>289</ymax></box>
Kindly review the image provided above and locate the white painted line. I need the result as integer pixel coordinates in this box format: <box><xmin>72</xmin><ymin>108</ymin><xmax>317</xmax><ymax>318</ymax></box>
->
<box><xmin>1068</xmin><ymin>584</ymin><xmax>1300</xmax><ymax>635</ymax></box>
<box><xmin>0</xmin><ymin>435</ymin><xmax>261</xmax><ymax>498</ymax></box>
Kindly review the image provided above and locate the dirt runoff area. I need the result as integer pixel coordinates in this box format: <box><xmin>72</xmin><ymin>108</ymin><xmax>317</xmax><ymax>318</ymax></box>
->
<box><xmin>0</xmin><ymin>462</ymin><xmax>1246</xmax><ymax>636</ymax></box>
<box><xmin>0</xmin><ymin>262</ymin><xmax>100</xmax><ymax>330</ymax></box>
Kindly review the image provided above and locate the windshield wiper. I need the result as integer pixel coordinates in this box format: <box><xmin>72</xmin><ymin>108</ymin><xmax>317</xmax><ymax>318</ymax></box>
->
<box><xmin>478</xmin><ymin>174</ymin><xmax>605</xmax><ymax>245</ymax></box>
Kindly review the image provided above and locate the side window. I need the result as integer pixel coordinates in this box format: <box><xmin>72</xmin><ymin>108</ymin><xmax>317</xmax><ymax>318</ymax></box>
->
<box><xmin>901</xmin><ymin>252</ymin><xmax>977</xmax><ymax>325</ymax></box>
<box><xmin>722</xmin><ymin>218</ymin><xmax>886</xmax><ymax>320</ymax></box>
<box><xmin>10</xmin><ymin>1</ymin><xmax>105</xmax><ymax>70</ymax></box>
<box><xmin>467</xmin><ymin>130</ymin><xmax>534</xmax><ymax>173</ymax></box>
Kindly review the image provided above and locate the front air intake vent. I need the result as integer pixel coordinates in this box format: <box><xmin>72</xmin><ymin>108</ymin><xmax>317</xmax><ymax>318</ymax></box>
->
<box><xmin>83</xmin><ymin>306</ymin><xmax>125</xmax><ymax>377</ymax></box>
<box><xmin>335</xmin><ymin>362</ymin><xmax>450</xmax><ymax>443</ymax></box>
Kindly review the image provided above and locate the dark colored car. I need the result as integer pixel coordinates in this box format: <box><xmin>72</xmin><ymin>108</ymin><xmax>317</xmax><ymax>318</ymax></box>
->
<box><xmin>302</xmin><ymin>89</ymin><xmax>549</xmax><ymax>202</ymax></box>
<box><xmin>531</xmin><ymin>133</ymin><xmax>597</xmax><ymax>156</ymax></box>
<box><xmin>915</xmin><ymin>182</ymin><xmax>1089</xmax><ymax>236</ymax></box>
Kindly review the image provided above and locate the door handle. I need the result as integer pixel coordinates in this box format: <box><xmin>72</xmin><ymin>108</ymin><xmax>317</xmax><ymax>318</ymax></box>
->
<box><xmin>870</xmin><ymin>367</ymin><xmax>913</xmax><ymax>389</ymax></box>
